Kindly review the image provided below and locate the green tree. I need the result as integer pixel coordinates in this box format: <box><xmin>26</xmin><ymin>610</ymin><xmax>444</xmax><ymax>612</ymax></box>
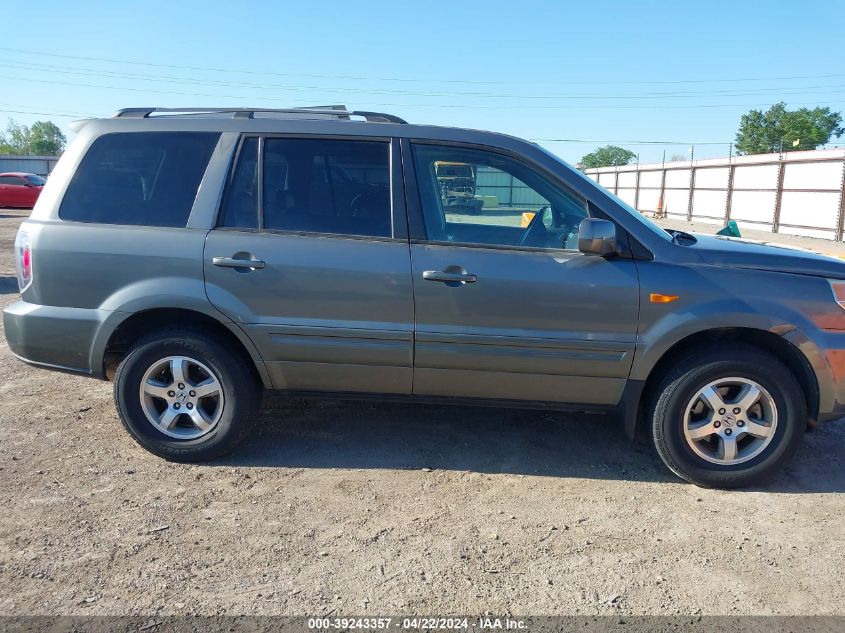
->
<box><xmin>28</xmin><ymin>121</ymin><xmax>66</xmax><ymax>155</ymax></box>
<box><xmin>580</xmin><ymin>145</ymin><xmax>637</xmax><ymax>168</ymax></box>
<box><xmin>0</xmin><ymin>119</ymin><xmax>66</xmax><ymax>155</ymax></box>
<box><xmin>0</xmin><ymin>120</ymin><xmax>30</xmax><ymax>155</ymax></box>
<box><xmin>734</xmin><ymin>102</ymin><xmax>844</xmax><ymax>155</ymax></box>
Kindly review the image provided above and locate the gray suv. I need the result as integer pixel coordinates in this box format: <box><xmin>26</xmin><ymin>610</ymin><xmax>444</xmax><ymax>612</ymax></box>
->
<box><xmin>6</xmin><ymin>107</ymin><xmax>845</xmax><ymax>488</ymax></box>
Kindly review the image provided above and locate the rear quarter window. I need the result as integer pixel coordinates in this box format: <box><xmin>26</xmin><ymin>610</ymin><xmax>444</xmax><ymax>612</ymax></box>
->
<box><xmin>59</xmin><ymin>132</ymin><xmax>220</xmax><ymax>227</ymax></box>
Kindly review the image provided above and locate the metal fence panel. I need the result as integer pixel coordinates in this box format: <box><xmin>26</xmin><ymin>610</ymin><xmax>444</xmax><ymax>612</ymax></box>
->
<box><xmin>694</xmin><ymin>167</ymin><xmax>730</xmax><ymax>189</ymax></box>
<box><xmin>583</xmin><ymin>148</ymin><xmax>845</xmax><ymax>241</ymax></box>
<box><xmin>732</xmin><ymin>164</ymin><xmax>779</xmax><ymax>190</ymax></box>
<box><xmin>691</xmin><ymin>189</ymin><xmax>728</xmax><ymax>220</ymax></box>
<box><xmin>0</xmin><ymin>155</ymin><xmax>60</xmax><ymax>176</ymax></box>
<box><xmin>664</xmin><ymin>189</ymin><xmax>690</xmax><ymax>217</ymax></box>
<box><xmin>730</xmin><ymin>191</ymin><xmax>777</xmax><ymax>227</ymax></box>
<box><xmin>617</xmin><ymin>171</ymin><xmax>637</xmax><ymax>188</ymax></box>
<box><xmin>780</xmin><ymin>192</ymin><xmax>840</xmax><ymax>230</ymax></box>
<box><xmin>783</xmin><ymin>161</ymin><xmax>842</xmax><ymax>190</ymax></box>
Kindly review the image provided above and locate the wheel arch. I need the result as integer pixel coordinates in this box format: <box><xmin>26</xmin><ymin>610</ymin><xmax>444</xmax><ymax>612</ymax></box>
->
<box><xmin>98</xmin><ymin>307</ymin><xmax>271</xmax><ymax>388</ymax></box>
<box><xmin>626</xmin><ymin>327</ymin><xmax>818</xmax><ymax>439</ymax></box>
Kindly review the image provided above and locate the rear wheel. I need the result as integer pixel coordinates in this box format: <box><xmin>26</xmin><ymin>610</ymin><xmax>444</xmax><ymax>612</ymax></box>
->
<box><xmin>649</xmin><ymin>345</ymin><xmax>806</xmax><ymax>488</ymax></box>
<box><xmin>114</xmin><ymin>329</ymin><xmax>260</xmax><ymax>461</ymax></box>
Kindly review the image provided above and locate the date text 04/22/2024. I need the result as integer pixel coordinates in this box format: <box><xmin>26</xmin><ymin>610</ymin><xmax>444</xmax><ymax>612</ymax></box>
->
<box><xmin>306</xmin><ymin>617</ymin><xmax>527</xmax><ymax>630</ymax></box>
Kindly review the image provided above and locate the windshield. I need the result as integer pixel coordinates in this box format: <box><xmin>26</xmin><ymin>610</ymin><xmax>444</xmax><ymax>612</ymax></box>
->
<box><xmin>24</xmin><ymin>175</ymin><xmax>46</xmax><ymax>186</ymax></box>
<box><xmin>536</xmin><ymin>145</ymin><xmax>672</xmax><ymax>242</ymax></box>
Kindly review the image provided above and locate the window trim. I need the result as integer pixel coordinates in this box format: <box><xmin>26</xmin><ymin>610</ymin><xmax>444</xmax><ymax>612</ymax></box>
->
<box><xmin>216</xmin><ymin>134</ymin><xmax>259</xmax><ymax>230</ymax></box>
<box><xmin>257</xmin><ymin>136</ymin><xmax>265</xmax><ymax>230</ymax></box>
<box><xmin>214</xmin><ymin>133</ymin><xmax>397</xmax><ymax>240</ymax></box>
<box><xmin>404</xmin><ymin>138</ymin><xmax>594</xmax><ymax>255</ymax></box>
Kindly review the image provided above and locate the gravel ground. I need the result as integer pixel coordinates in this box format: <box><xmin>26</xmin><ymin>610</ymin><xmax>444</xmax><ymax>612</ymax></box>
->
<box><xmin>1</xmin><ymin>208</ymin><xmax>844</xmax><ymax>617</ymax></box>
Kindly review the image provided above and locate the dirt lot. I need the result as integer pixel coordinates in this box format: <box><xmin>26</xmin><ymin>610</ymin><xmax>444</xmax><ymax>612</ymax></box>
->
<box><xmin>1</xmin><ymin>208</ymin><xmax>844</xmax><ymax>617</ymax></box>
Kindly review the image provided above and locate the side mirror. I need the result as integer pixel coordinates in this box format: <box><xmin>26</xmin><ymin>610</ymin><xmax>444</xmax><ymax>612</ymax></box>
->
<box><xmin>578</xmin><ymin>218</ymin><xmax>618</xmax><ymax>256</ymax></box>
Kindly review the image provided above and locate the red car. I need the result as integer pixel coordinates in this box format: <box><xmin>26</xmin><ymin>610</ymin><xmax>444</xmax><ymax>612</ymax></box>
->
<box><xmin>0</xmin><ymin>172</ymin><xmax>46</xmax><ymax>208</ymax></box>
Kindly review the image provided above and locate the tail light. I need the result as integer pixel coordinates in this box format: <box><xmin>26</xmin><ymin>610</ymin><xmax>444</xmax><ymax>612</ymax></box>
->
<box><xmin>14</xmin><ymin>230</ymin><xmax>32</xmax><ymax>292</ymax></box>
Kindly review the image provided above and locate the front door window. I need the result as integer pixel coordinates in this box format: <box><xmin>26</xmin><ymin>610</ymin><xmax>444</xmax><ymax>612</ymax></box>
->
<box><xmin>412</xmin><ymin>144</ymin><xmax>589</xmax><ymax>250</ymax></box>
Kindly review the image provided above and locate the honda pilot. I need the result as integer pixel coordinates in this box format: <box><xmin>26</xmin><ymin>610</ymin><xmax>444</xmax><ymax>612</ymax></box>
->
<box><xmin>6</xmin><ymin>106</ymin><xmax>845</xmax><ymax>488</ymax></box>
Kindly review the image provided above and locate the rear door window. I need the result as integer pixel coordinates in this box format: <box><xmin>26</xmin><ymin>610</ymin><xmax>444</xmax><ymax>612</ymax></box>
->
<box><xmin>60</xmin><ymin>132</ymin><xmax>220</xmax><ymax>227</ymax></box>
<box><xmin>218</xmin><ymin>136</ymin><xmax>392</xmax><ymax>237</ymax></box>
<box><xmin>263</xmin><ymin>138</ymin><xmax>391</xmax><ymax>237</ymax></box>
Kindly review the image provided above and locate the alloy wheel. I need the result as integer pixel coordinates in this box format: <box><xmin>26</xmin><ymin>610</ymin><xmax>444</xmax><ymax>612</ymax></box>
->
<box><xmin>138</xmin><ymin>355</ymin><xmax>225</xmax><ymax>439</ymax></box>
<box><xmin>683</xmin><ymin>377</ymin><xmax>778</xmax><ymax>465</ymax></box>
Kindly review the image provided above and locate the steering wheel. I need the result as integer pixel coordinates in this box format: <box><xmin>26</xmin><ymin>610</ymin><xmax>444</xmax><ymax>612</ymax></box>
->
<box><xmin>350</xmin><ymin>192</ymin><xmax>369</xmax><ymax>218</ymax></box>
<box><xmin>559</xmin><ymin>215</ymin><xmax>582</xmax><ymax>249</ymax></box>
<box><xmin>518</xmin><ymin>206</ymin><xmax>550</xmax><ymax>247</ymax></box>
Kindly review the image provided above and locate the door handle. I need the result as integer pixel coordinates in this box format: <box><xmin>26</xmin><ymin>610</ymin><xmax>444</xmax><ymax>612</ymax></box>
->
<box><xmin>212</xmin><ymin>256</ymin><xmax>266</xmax><ymax>270</ymax></box>
<box><xmin>422</xmin><ymin>269</ymin><xmax>477</xmax><ymax>284</ymax></box>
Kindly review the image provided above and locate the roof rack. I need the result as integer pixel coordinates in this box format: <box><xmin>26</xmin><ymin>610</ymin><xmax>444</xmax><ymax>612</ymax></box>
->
<box><xmin>112</xmin><ymin>106</ymin><xmax>408</xmax><ymax>124</ymax></box>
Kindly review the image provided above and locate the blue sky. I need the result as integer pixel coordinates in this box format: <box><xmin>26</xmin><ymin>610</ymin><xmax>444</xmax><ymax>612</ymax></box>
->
<box><xmin>1</xmin><ymin>0</ymin><xmax>844</xmax><ymax>163</ymax></box>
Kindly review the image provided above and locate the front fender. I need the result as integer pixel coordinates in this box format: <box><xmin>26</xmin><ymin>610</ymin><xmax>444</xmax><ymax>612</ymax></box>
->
<box><xmin>629</xmin><ymin>302</ymin><xmax>787</xmax><ymax>382</ymax></box>
<box><xmin>627</xmin><ymin>261</ymin><xmax>838</xmax><ymax>428</ymax></box>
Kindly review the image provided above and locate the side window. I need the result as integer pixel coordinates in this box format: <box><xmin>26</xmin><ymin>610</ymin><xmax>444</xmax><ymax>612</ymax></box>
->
<box><xmin>60</xmin><ymin>132</ymin><xmax>220</xmax><ymax>227</ymax></box>
<box><xmin>262</xmin><ymin>138</ymin><xmax>391</xmax><ymax>237</ymax></box>
<box><xmin>0</xmin><ymin>176</ymin><xmax>16</xmax><ymax>185</ymax></box>
<box><xmin>218</xmin><ymin>137</ymin><xmax>259</xmax><ymax>228</ymax></box>
<box><xmin>412</xmin><ymin>144</ymin><xmax>588</xmax><ymax>250</ymax></box>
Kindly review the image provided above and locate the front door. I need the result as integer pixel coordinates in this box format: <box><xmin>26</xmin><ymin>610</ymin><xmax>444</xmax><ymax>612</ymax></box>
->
<box><xmin>204</xmin><ymin>136</ymin><xmax>414</xmax><ymax>394</ymax></box>
<box><xmin>406</xmin><ymin>142</ymin><xmax>640</xmax><ymax>405</ymax></box>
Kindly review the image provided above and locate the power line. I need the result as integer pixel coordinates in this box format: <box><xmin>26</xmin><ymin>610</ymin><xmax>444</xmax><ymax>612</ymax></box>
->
<box><xmin>2</xmin><ymin>58</ymin><xmax>845</xmax><ymax>100</ymax></box>
<box><xmin>534</xmin><ymin>138</ymin><xmax>730</xmax><ymax>145</ymax></box>
<box><xmin>1</xmin><ymin>45</ymin><xmax>844</xmax><ymax>87</ymax></box>
<box><xmin>0</xmin><ymin>101</ymin><xmax>96</xmax><ymax>117</ymax></box>
<box><xmin>0</xmin><ymin>108</ymin><xmax>92</xmax><ymax>118</ymax></box>
<box><xmin>3</xmin><ymin>73</ymin><xmax>845</xmax><ymax>111</ymax></box>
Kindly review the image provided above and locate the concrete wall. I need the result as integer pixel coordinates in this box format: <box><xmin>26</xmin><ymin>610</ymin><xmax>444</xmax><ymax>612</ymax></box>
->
<box><xmin>583</xmin><ymin>148</ymin><xmax>845</xmax><ymax>240</ymax></box>
<box><xmin>0</xmin><ymin>155</ymin><xmax>60</xmax><ymax>177</ymax></box>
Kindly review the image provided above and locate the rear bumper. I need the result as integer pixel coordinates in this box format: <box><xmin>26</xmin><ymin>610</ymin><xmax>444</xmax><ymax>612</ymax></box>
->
<box><xmin>3</xmin><ymin>300</ymin><xmax>108</xmax><ymax>376</ymax></box>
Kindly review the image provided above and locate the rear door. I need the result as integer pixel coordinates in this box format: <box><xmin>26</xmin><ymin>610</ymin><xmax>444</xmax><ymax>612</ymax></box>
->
<box><xmin>405</xmin><ymin>141</ymin><xmax>640</xmax><ymax>405</ymax></box>
<box><xmin>204</xmin><ymin>135</ymin><xmax>414</xmax><ymax>394</ymax></box>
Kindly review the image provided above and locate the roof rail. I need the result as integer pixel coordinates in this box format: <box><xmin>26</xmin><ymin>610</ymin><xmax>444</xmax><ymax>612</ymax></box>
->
<box><xmin>112</xmin><ymin>106</ymin><xmax>408</xmax><ymax>124</ymax></box>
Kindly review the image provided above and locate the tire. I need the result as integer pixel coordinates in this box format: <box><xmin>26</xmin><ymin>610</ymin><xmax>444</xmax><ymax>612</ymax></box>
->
<box><xmin>114</xmin><ymin>328</ymin><xmax>260</xmax><ymax>462</ymax></box>
<box><xmin>648</xmin><ymin>344</ymin><xmax>806</xmax><ymax>488</ymax></box>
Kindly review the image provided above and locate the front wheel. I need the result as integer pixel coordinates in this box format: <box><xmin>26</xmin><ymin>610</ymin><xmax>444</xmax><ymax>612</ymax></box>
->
<box><xmin>649</xmin><ymin>345</ymin><xmax>806</xmax><ymax>488</ymax></box>
<box><xmin>114</xmin><ymin>329</ymin><xmax>260</xmax><ymax>461</ymax></box>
